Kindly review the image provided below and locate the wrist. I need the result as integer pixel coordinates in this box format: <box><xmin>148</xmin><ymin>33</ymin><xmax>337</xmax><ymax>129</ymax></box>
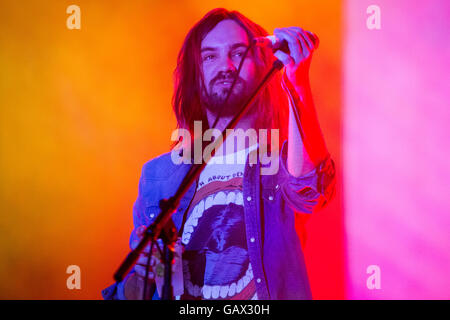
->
<box><xmin>283</xmin><ymin>70</ymin><xmax>310</xmax><ymax>93</ymax></box>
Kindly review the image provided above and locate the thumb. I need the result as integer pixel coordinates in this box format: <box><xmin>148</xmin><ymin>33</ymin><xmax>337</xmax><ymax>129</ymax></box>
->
<box><xmin>136</xmin><ymin>225</ymin><xmax>146</xmax><ymax>238</ymax></box>
<box><xmin>274</xmin><ymin>50</ymin><xmax>295</xmax><ymax>67</ymax></box>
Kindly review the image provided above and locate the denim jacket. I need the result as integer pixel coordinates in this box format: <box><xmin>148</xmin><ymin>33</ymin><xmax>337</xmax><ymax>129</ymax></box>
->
<box><xmin>102</xmin><ymin>140</ymin><xmax>336</xmax><ymax>300</ymax></box>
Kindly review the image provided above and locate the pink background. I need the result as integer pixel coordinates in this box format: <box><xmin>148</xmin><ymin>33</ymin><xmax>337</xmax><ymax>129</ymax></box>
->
<box><xmin>344</xmin><ymin>0</ymin><xmax>450</xmax><ymax>299</ymax></box>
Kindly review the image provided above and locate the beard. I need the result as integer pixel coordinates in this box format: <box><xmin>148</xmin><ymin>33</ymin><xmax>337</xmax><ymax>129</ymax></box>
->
<box><xmin>201</xmin><ymin>73</ymin><xmax>254</xmax><ymax>118</ymax></box>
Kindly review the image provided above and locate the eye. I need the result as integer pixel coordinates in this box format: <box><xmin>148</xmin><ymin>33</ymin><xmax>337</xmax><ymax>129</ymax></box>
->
<box><xmin>203</xmin><ymin>54</ymin><xmax>215</xmax><ymax>62</ymax></box>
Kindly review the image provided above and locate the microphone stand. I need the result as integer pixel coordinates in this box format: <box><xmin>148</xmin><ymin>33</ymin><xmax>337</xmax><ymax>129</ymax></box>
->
<box><xmin>113</xmin><ymin>59</ymin><xmax>285</xmax><ymax>300</ymax></box>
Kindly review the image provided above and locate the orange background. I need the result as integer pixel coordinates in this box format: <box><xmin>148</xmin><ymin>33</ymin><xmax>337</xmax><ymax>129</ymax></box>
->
<box><xmin>0</xmin><ymin>0</ymin><xmax>343</xmax><ymax>299</ymax></box>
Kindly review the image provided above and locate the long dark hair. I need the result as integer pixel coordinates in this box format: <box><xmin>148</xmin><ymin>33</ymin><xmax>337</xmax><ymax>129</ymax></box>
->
<box><xmin>172</xmin><ymin>8</ymin><xmax>289</xmax><ymax>146</ymax></box>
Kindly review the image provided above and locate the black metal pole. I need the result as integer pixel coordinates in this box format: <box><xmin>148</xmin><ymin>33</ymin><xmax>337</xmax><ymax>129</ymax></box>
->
<box><xmin>161</xmin><ymin>244</ymin><xmax>174</xmax><ymax>300</ymax></box>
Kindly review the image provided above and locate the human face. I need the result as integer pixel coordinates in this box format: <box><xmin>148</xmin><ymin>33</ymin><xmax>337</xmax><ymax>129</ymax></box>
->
<box><xmin>200</xmin><ymin>19</ymin><xmax>258</xmax><ymax>117</ymax></box>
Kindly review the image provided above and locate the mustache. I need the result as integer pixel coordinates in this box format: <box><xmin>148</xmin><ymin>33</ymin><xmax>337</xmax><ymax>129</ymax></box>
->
<box><xmin>210</xmin><ymin>73</ymin><xmax>245</xmax><ymax>87</ymax></box>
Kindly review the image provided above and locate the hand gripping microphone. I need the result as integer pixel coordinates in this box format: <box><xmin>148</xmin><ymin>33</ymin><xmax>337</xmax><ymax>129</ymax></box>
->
<box><xmin>253</xmin><ymin>31</ymin><xmax>319</xmax><ymax>54</ymax></box>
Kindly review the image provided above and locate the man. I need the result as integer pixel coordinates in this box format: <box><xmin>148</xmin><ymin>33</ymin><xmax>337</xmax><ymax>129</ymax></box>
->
<box><xmin>102</xmin><ymin>8</ymin><xmax>335</xmax><ymax>300</ymax></box>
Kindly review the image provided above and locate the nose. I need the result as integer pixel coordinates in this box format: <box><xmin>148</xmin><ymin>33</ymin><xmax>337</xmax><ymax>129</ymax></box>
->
<box><xmin>217</xmin><ymin>55</ymin><xmax>237</xmax><ymax>74</ymax></box>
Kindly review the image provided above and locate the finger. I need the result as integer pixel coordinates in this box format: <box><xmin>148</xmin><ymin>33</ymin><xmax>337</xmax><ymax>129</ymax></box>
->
<box><xmin>306</xmin><ymin>31</ymin><xmax>319</xmax><ymax>49</ymax></box>
<box><xmin>291</xmin><ymin>27</ymin><xmax>314</xmax><ymax>51</ymax></box>
<box><xmin>136</xmin><ymin>255</ymin><xmax>149</xmax><ymax>266</ymax></box>
<box><xmin>274</xmin><ymin>28</ymin><xmax>302</xmax><ymax>65</ymax></box>
<box><xmin>136</xmin><ymin>225</ymin><xmax>146</xmax><ymax>238</ymax></box>
<box><xmin>299</xmin><ymin>29</ymin><xmax>315</xmax><ymax>51</ymax></box>
<box><xmin>274</xmin><ymin>28</ymin><xmax>301</xmax><ymax>64</ymax></box>
<box><xmin>274</xmin><ymin>50</ymin><xmax>294</xmax><ymax>67</ymax></box>
<box><xmin>136</xmin><ymin>254</ymin><xmax>158</xmax><ymax>266</ymax></box>
<box><xmin>135</xmin><ymin>265</ymin><xmax>155</xmax><ymax>279</ymax></box>
<box><xmin>288</xmin><ymin>27</ymin><xmax>310</xmax><ymax>59</ymax></box>
<box><xmin>292</xmin><ymin>27</ymin><xmax>319</xmax><ymax>50</ymax></box>
<box><xmin>130</xmin><ymin>240</ymin><xmax>152</xmax><ymax>254</ymax></box>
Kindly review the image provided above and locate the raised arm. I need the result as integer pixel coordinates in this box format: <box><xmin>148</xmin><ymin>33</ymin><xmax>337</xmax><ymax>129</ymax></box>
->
<box><xmin>272</xmin><ymin>27</ymin><xmax>330</xmax><ymax>177</ymax></box>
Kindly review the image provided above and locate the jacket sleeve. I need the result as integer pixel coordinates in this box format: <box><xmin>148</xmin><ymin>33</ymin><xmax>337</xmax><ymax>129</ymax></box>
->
<box><xmin>101</xmin><ymin>166</ymin><xmax>147</xmax><ymax>300</ymax></box>
<box><xmin>279</xmin><ymin>140</ymin><xmax>336</xmax><ymax>213</ymax></box>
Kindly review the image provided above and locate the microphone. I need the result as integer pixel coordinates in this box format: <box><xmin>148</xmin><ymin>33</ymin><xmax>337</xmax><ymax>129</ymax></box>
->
<box><xmin>253</xmin><ymin>31</ymin><xmax>319</xmax><ymax>54</ymax></box>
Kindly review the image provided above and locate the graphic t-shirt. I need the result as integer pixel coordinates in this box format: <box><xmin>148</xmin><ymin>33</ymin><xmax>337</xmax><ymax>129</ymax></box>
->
<box><xmin>180</xmin><ymin>144</ymin><xmax>258</xmax><ymax>300</ymax></box>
